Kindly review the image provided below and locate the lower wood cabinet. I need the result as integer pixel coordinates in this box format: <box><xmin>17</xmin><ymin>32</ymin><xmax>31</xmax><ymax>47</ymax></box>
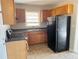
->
<box><xmin>6</xmin><ymin>40</ymin><xmax>28</xmax><ymax>59</ymax></box>
<box><xmin>27</xmin><ymin>31</ymin><xmax>47</xmax><ymax>45</ymax></box>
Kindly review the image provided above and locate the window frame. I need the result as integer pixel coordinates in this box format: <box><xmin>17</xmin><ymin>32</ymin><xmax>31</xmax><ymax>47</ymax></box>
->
<box><xmin>25</xmin><ymin>11</ymin><xmax>41</xmax><ymax>27</ymax></box>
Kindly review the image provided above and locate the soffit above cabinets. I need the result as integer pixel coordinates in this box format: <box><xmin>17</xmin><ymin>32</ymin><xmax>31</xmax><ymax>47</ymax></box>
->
<box><xmin>15</xmin><ymin>0</ymin><xmax>65</xmax><ymax>6</ymax></box>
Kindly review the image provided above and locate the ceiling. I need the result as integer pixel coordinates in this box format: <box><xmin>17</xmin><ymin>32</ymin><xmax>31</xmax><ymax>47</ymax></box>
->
<box><xmin>15</xmin><ymin>0</ymin><xmax>65</xmax><ymax>5</ymax></box>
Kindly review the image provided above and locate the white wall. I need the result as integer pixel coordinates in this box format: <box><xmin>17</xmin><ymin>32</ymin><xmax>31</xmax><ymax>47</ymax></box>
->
<box><xmin>15</xmin><ymin>4</ymin><xmax>53</xmax><ymax>10</ymax></box>
<box><xmin>73</xmin><ymin>1</ymin><xmax>79</xmax><ymax>53</ymax></box>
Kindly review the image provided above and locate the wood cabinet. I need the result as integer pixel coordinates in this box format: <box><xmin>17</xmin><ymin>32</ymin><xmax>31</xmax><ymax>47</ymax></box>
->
<box><xmin>16</xmin><ymin>8</ymin><xmax>25</xmax><ymax>23</ymax></box>
<box><xmin>27</xmin><ymin>31</ymin><xmax>47</xmax><ymax>45</ymax></box>
<box><xmin>0</xmin><ymin>1</ymin><xmax>1</xmax><ymax>11</ymax></box>
<box><xmin>51</xmin><ymin>4</ymin><xmax>73</xmax><ymax>16</ymax></box>
<box><xmin>42</xmin><ymin>10</ymin><xmax>51</xmax><ymax>21</ymax></box>
<box><xmin>51</xmin><ymin>9</ymin><xmax>56</xmax><ymax>16</ymax></box>
<box><xmin>1</xmin><ymin>0</ymin><xmax>15</xmax><ymax>25</ymax></box>
<box><xmin>6</xmin><ymin>40</ymin><xmax>28</xmax><ymax>59</ymax></box>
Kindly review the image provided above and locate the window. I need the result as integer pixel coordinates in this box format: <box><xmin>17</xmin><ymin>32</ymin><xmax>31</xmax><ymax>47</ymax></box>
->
<box><xmin>25</xmin><ymin>11</ymin><xmax>40</xmax><ymax>26</ymax></box>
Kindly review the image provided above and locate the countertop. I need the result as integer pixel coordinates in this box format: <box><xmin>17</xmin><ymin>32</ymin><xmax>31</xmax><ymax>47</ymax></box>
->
<box><xmin>6</xmin><ymin>38</ymin><xmax>27</xmax><ymax>42</ymax></box>
<box><xmin>7</xmin><ymin>27</ymin><xmax>47</xmax><ymax>42</ymax></box>
<box><xmin>12</xmin><ymin>27</ymin><xmax>47</xmax><ymax>33</ymax></box>
<box><xmin>6</xmin><ymin>32</ymin><xmax>28</xmax><ymax>42</ymax></box>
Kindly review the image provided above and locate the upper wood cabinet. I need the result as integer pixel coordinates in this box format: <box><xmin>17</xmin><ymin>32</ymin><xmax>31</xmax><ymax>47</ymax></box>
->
<box><xmin>0</xmin><ymin>1</ymin><xmax>2</xmax><ymax>11</ymax></box>
<box><xmin>42</xmin><ymin>10</ymin><xmax>51</xmax><ymax>21</ymax></box>
<box><xmin>16</xmin><ymin>8</ymin><xmax>25</xmax><ymax>23</ymax></box>
<box><xmin>1</xmin><ymin>0</ymin><xmax>16</xmax><ymax>25</ymax></box>
<box><xmin>51</xmin><ymin>9</ymin><xmax>56</xmax><ymax>16</ymax></box>
<box><xmin>51</xmin><ymin>4</ymin><xmax>73</xmax><ymax>16</ymax></box>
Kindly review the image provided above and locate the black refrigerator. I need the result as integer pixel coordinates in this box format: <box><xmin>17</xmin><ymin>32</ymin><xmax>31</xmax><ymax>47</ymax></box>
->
<box><xmin>47</xmin><ymin>15</ymin><xmax>71</xmax><ymax>52</ymax></box>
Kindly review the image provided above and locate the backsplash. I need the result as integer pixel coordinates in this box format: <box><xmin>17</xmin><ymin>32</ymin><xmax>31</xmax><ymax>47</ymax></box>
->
<box><xmin>11</xmin><ymin>22</ymin><xmax>48</xmax><ymax>29</ymax></box>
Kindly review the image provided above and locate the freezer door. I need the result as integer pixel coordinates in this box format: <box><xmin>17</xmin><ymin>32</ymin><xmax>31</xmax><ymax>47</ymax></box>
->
<box><xmin>56</xmin><ymin>15</ymin><xmax>68</xmax><ymax>51</ymax></box>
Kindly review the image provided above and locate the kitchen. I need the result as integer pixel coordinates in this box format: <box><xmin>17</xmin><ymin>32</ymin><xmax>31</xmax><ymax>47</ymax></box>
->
<box><xmin>0</xmin><ymin>0</ymin><xmax>78</xmax><ymax>59</ymax></box>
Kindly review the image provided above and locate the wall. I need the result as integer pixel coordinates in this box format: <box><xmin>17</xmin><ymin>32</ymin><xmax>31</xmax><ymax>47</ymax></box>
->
<box><xmin>0</xmin><ymin>1</ymin><xmax>10</xmax><ymax>59</ymax></box>
<box><xmin>0</xmin><ymin>0</ymin><xmax>10</xmax><ymax>40</ymax></box>
<box><xmin>51</xmin><ymin>0</ymin><xmax>78</xmax><ymax>53</ymax></box>
<box><xmin>15</xmin><ymin>4</ymin><xmax>53</xmax><ymax>10</ymax></box>
<box><xmin>11</xmin><ymin>4</ymin><xmax>53</xmax><ymax>29</ymax></box>
<box><xmin>73</xmin><ymin>1</ymin><xmax>79</xmax><ymax>53</ymax></box>
<box><xmin>0</xmin><ymin>25</ymin><xmax>10</xmax><ymax>59</ymax></box>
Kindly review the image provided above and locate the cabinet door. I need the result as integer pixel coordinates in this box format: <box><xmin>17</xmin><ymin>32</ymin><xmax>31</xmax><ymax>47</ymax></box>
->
<box><xmin>55</xmin><ymin>4</ymin><xmax>73</xmax><ymax>15</ymax></box>
<box><xmin>51</xmin><ymin>9</ymin><xmax>56</xmax><ymax>16</ymax></box>
<box><xmin>42</xmin><ymin>10</ymin><xmax>51</xmax><ymax>21</ymax></box>
<box><xmin>0</xmin><ymin>13</ymin><xmax>3</xmax><ymax>25</ymax></box>
<box><xmin>6</xmin><ymin>40</ymin><xmax>27</xmax><ymax>59</ymax></box>
<box><xmin>67</xmin><ymin>4</ymin><xmax>73</xmax><ymax>14</ymax></box>
<box><xmin>0</xmin><ymin>1</ymin><xmax>2</xmax><ymax>11</ymax></box>
<box><xmin>16</xmin><ymin>8</ymin><xmax>25</xmax><ymax>23</ymax></box>
<box><xmin>55</xmin><ymin>6</ymin><xmax>67</xmax><ymax>15</ymax></box>
<box><xmin>1</xmin><ymin>0</ymin><xmax>15</xmax><ymax>25</ymax></box>
<box><xmin>27</xmin><ymin>31</ymin><xmax>47</xmax><ymax>45</ymax></box>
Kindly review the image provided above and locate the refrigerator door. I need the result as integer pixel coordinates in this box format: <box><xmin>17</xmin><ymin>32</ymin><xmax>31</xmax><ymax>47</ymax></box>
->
<box><xmin>47</xmin><ymin>16</ymin><xmax>56</xmax><ymax>50</ymax></box>
<box><xmin>47</xmin><ymin>21</ymin><xmax>56</xmax><ymax>50</ymax></box>
<box><xmin>56</xmin><ymin>15</ymin><xmax>68</xmax><ymax>52</ymax></box>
